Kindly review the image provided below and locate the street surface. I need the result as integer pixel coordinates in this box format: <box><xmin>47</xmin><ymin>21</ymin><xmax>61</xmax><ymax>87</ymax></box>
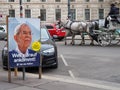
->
<box><xmin>1</xmin><ymin>38</ymin><xmax>120</xmax><ymax>90</ymax></box>
<box><xmin>42</xmin><ymin>39</ymin><xmax>120</xmax><ymax>82</ymax></box>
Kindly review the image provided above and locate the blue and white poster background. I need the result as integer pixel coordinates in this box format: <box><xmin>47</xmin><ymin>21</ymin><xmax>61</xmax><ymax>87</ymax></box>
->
<box><xmin>8</xmin><ymin>18</ymin><xmax>41</xmax><ymax>68</ymax></box>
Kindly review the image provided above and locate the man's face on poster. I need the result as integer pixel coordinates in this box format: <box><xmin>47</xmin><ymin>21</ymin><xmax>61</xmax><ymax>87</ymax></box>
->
<box><xmin>14</xmin><ymin>24</ymin><xmax>32</xmax><ymax>49</ymax></box>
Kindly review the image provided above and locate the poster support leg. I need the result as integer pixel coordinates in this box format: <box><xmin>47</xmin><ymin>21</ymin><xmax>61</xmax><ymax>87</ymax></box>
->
<box><xmin>39</xmin><ymin>55</ymin><xmax>42</xmax><ymax>79</ymax></box>
<box><xmin>6</xmin><ymin>15</ymin><xmax>11</xmax><ymax>83</ymax></box>
<box><xmin>39</xmin><ymin>67</ymin><xmax>41</xmax><ymax>79</ymax></box>
<box><xmin>23</xmin><ymin>67</ymin><xmax>25</xmax><ymax>80</ymax></box>
<box><xmin>14</xmin><ymin>68</ymin><xmax>18</xmax><ymax>76</ymax></box>
<box><xmin>8</xmin><ymin>68</ymin><xmax>11</xmax><ymax>83</ymax></box>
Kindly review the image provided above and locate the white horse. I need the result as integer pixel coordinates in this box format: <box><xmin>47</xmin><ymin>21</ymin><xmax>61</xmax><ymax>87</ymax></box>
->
<box><xmin>61</xmin><ymin>19</ymin><xmax>93</xmax><ymax>45</ymax></box>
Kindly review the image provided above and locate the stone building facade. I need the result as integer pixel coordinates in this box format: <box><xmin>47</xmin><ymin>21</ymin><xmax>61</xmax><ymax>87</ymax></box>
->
<box><xmin>0</xmin><ymin>0</ymin><xmax>120</xmax><ymax>25</ymax></box>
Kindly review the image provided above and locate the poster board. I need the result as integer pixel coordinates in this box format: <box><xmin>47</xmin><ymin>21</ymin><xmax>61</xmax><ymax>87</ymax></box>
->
<box><xmin>8</xmin><ymin>17</ymin><xmax>41</xmax><ymax>68</ymax></box>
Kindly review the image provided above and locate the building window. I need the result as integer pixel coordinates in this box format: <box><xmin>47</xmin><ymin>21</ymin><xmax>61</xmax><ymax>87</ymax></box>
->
<box><xmin>40</xmin><ymin>9</ymin><xmax>46</xmax><ymax>21</ymax></box>
<box><xmin>55</xmin><ymin>9</ymin><xmax>61</xmax><ymax>20</ymax></box>
<box><xmin>9</xmin><ymin>9</ymin><xmax>15</xmax><ymax>17</ymax></box>
<box><xmin>41</xmin><ymin>0</ymin><xmax>46</xmax><ymax>2</ymax></box>
<box><xmin>99</xmin><ymin>9</ymin><xmax>104</xmax><ymax>19</ymax></box>
<box><xmin>70</xmin><ymin>0</ymin><xmax>75</xmax><ymax>2</ymax></box>
<box><xmin>99</xmin><ymin>0</ymin><xmax>103</xmax><ymax>2</ymax></box>
<box><xmin>55</xmin><ymin>0</ymin><xmax>60</xmax><ymax>2</ymax></box>
<box><xmin>70</xmin><ymin>9</ymin><xmax>76</xmax><ymax>20</ymax></box>
<box><xmin>25</xmin><ymin>9</ymin><xmax>31</xmax><ymax>18</ymax></box>
<box><xmin>9</xmin><ymin>0</ymin><xmax>14</xmax><ymax>2</ymax></box>
<box><xmin>85</xmin><ymin>9</ymin><xmax>90</xmax><ymax>20</ymax></box>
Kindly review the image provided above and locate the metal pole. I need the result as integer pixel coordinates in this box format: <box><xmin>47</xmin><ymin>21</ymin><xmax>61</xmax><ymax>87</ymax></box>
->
<box><xmin>38</xmin><ymin>16</ymin><xmax>42</xmax><ymax>79</ymax></box>
<box><xmin>20</xmin><ymin>0</ymin><xmax>23</xmax><ymax>18</ymax></box>
<box><xmin>68</xmin><ymin>0</ymin><xmax>71</xmax><ymax>19</ymax></box>
<box><xmin>20</xmin><ymin>0</ymin><xmax>25</xmax><ymax>80</ymax></box>
<box><xmin>7</xmin><ymin>15</ymin><xmax>11</xmax><ymax>83</ymax></box>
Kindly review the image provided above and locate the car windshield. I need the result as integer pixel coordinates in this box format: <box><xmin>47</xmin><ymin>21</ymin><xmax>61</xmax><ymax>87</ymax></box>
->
<box><xmin>40</xmin><ymin>28</ymin><xmax>50</xmax><ymax>41</ymax></box>
<box><xmin>45</xmin><ymin>25</ymin><xmax>54</xmax><ymax>29</ymax></box>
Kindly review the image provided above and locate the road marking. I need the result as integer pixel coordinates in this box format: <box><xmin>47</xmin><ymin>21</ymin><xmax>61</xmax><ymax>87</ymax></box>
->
<box><xmin>42</xmin><ymin>75</ymin><xmax>120</xmax><ymax>90</ymax></box>
<box><xmin>60</xmin><ymin>54</ymin><xmax>76</xmax><ymax>79</ymax></box>
<box><xmin>26</xmin><ymin>73</ymin><xmax>120</xmax><ymax>90</ymax></box>
<box><xmin>60</xmin><ymin>54</ymin><xmax>68</xmax><ymax>66</ymax></box>
<box><xmin>68</xmin><ymin>70</ymin><xmax>76</xmax><ymax>79</ymax></box>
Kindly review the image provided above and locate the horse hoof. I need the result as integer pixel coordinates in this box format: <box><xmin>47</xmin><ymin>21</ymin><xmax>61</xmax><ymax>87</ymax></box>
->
<box><xmin>70</xmin><ymin>42</ymin><xmax>75</xmax><ymax>45</ymax></box>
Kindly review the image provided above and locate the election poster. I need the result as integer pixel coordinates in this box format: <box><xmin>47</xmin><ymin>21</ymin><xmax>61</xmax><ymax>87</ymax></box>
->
<box><xmin>8</xmin><ymin>18</ymin><xmax>41</xmax><ymax>68</ymax></box>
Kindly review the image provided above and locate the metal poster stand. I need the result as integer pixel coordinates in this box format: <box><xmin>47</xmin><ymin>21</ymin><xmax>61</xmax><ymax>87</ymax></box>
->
<box><xmin>7</xmin><ymin>15</ymin><xmax>11</xmax><ymax>83</ymax></box>
<box><xmin>19</xmin><ymin>0</ymin><xmax>26</xmax><ymax>80</ymax></box>
<box><xmin>38</xmin><ymin>16</ymin><xmax>42</xmax><ymax>79</ymax></box>
<box><xmin>7</xmin><ymin>15</ymin><xmax>42</xmax><ymax>82</ymax></box>
<box><xmin>39</xmin><ymin>54</ymin><xmax>42</xmax><ymax>79</ymax></box>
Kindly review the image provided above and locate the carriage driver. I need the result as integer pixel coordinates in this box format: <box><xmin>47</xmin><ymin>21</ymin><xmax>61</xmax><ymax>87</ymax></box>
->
<box><xmin>104</xmin><ymin>3</ymin><xmax>120</xmax><ymax>28</ymax></box>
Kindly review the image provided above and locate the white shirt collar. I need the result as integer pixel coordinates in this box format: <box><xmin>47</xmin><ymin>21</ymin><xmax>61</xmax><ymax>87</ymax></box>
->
<box><xmin>16</xmin><ymin>46</ymin><xmax>29</xmax><ymax>57</ymax></box>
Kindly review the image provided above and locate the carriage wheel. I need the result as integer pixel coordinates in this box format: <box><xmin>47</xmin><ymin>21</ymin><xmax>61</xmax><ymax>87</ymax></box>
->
<box><xmin>97</xmin><ymin>32</ymin><xmax>111</xmax><ymax>46</ymax></box>
<box><xmin>109</xmin><ymin>30</ymin><xmax>120</xmax><ymax>45</ymax></box>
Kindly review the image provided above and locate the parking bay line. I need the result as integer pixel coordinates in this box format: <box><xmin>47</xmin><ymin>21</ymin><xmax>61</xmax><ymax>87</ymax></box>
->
<box><xmin>60</xmin><ymin>54</ymin><xmax>68</xmax><ymax>66</ymax></box>
<box><xmin>60</xmin><ymin>54</ymin><xmax>75</xmax><ymax>79</ymax></box>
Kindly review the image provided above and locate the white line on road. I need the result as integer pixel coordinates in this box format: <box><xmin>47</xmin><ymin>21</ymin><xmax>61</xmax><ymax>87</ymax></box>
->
<box><xmin>60</xmin><ymin>54</ymin><xmax>76</xmax><ymax>79</ymax></box>
<box><xmin>60</xmin><ymin>54</ymin><xmax>68</xmax><ymax>66</ymax></box>
<box><xmin>68</xmin><ymin>70</ymin><xmax>76</xmax><ymax>79</ymax></box>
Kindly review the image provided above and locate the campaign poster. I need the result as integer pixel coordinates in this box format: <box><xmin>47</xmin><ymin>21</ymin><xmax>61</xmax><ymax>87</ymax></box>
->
<box><xmin>8</xmin><ymin>18</ymin><xmax>41</xmax><ymax>68</ymax></box>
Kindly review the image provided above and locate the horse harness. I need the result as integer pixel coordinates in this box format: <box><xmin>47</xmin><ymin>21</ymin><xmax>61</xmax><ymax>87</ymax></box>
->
<box><xmin>65</xmin><ymin>20</ymin><xmax>86</xmax><ymax>34</ymax></box>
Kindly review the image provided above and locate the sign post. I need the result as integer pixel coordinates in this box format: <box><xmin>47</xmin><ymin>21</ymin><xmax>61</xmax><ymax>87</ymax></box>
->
<box><xmin>38</xmin><ymin>16</ymin><xmax>42</xmax><ymax>79</ymax></box>
<box><xmin>6</xmin><ymin>15</ymin><xmax>11</xmax><ymax>83</ymax></box>
<box><xmin>19</xmin><ymin>0</ymin><xmax>26</xmax><ymax>80</ymax></box>
<box><xmin>39</xmin><ymin>54</ymin><xmax>42</xmax><ymax>79</ymax></box>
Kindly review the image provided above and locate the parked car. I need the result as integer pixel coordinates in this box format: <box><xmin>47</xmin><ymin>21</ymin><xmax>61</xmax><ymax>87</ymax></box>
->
<box><xmin>0</xmin><ymin>25</ymin><xmax>7</xmax><ymax>40</ymax></box>
<box><xmin>2</xmin><ymin>27</ymin><xmax>58</xmax><ymax>69</ymax></box>
<box><xmin>45</xmin><ymin>24</ymin><xmax>66</xmax><ymax>41</ymax></box>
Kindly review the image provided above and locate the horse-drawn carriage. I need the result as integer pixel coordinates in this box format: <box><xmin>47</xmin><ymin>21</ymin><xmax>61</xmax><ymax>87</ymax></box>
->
<box><xmin>61</xmin><ymin>15</ymin><xmax>120</xmax><ymax>46</ymax></box>
<box><xmin>92</xmin><ymin>15</ymin><xmax>120</xmax><ymax>46</ymax></box>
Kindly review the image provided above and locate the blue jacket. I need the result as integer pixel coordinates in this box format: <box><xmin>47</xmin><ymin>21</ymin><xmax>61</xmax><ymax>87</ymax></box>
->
<box><xmin>108</xmin><ymin>6</ymin><xmax>118</xmax><ymax>17</ymax></box>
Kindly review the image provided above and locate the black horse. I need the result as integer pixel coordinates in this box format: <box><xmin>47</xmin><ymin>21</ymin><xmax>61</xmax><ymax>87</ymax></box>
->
<box><xmin>88</xmin><ymin>20</ymin><xmax>99</xmax><ymax>44</ymax></box>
